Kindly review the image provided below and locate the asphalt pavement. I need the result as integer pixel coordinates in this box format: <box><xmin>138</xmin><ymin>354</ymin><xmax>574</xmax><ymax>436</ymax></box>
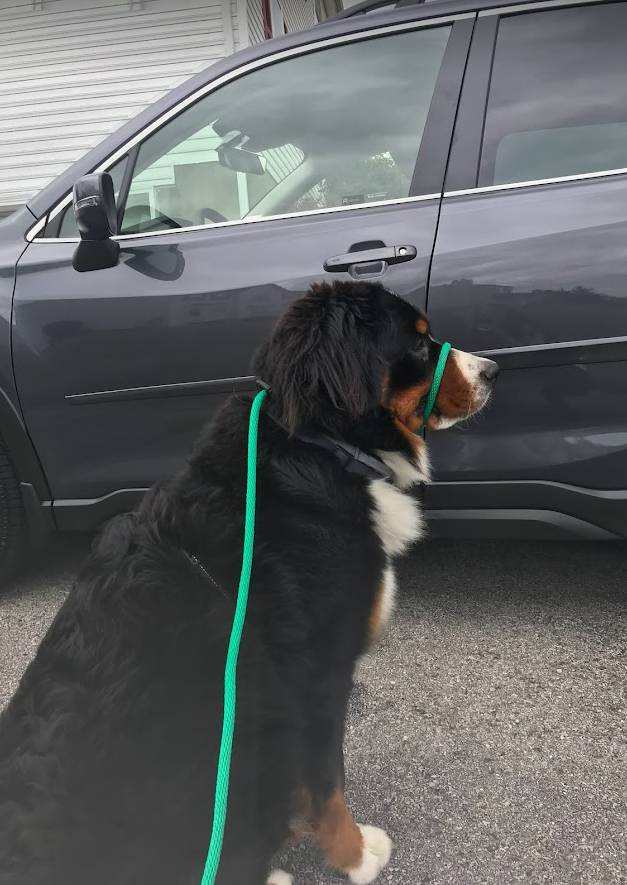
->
<box><xmin>1</xmin><ymin>535</ymin><xmax>626</xmax><ymax>884</ymax></box>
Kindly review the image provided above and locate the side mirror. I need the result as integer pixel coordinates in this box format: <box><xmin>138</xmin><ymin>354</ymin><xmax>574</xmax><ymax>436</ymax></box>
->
<box><xmin>72</xmin><ymin>173</ymin><xmax>120</xmax><ymax>272</ymax></box>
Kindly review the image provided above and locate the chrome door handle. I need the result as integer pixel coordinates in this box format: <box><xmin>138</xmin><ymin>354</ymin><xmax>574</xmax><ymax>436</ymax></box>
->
<box><xmin>323</xmin><ymin>244</ymin><xmax>417</xmax><ymax>273</ymax></box>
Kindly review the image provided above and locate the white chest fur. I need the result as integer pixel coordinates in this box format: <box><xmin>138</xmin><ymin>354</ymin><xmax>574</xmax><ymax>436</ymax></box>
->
<box><xmin>367</xmin><ymin>479</ymin><xmax>424</xmax><ymax>557</ymax></box>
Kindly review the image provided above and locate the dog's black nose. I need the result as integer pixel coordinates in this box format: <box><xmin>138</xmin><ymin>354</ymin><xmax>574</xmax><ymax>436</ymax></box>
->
<box><xmin>480</xmin><ymin>360</ymin><xmax>500</xmax><ymax>384</ymax></box>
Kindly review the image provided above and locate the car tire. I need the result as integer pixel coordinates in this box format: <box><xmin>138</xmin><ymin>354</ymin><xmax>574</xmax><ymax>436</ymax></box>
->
<box><xmin>0</xmin><ymin>434</ymin><xmax>26</xmax><ymax>585</ymax></box>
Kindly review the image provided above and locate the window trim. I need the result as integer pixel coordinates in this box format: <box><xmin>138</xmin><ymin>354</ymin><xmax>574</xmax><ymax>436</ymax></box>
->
<box><xmin>478</xmin><ymin>0</ymin><xmax>612</xmax><ymax>16</ymax></box>
<box><xmin>29</xmin><ymin>193</ymin><xmax>442</xmax><ymax>245</ymax></box>
<box><xmin>444</xmin><ymin>165</ymin><xmax>627</xmax><ymax>198</ymax></box>
<box><xmin>116</xmin><ymin>145</ymin><xmax>139</xmax><ymax>229</ymax></box>
<box><xmin>409</xmin><ymin>16</ymin><xmax>474</xmax><ymax>196</ymax></box>
<box><xmin>443</xmin><ymin>12</ymin><xmax>497</xmax><ymax>192</ymax></box>
<box><xmin>27</xmin><ymin>10</ymin><xmax>474</xmax><ymax>243</ymax></box>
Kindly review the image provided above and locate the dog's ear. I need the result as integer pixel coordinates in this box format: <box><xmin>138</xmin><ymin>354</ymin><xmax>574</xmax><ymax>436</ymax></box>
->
<box><xmin>255</xmin><ymin>282</ymin><xmax>386</xmax><ymax>434</ymax></box>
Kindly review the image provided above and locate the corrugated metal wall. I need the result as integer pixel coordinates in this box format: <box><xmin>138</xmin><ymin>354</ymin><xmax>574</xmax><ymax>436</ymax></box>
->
<box><xmin>231</xmin><ymin>0</ymin><xmax>243</xmax><ymax>52</ymax></box>
<box><xmin>247</xmin><ymin>0</ymin><xmax>316</xmax><ymax>45</ymax></box>
<box><xmin>0</xmin><ymin>0</ymin><xmax>233</xmax><ymax>210</ymax></box>
<box><xmin>246</xmin><ymin>0</ymin><xmax>265</xmax><ymax>44</ymax></box>
<box><xmin>0</xmin><ymin>0</ymin><xmax>327</xmax><ymax>212</ymax></box>
<box><xmin>281</xmin><ymin>0</ymin><xmax>316</xmax><ymax>33</ymax></box>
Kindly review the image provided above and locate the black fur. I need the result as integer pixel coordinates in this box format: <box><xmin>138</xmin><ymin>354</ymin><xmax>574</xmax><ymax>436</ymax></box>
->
<box><xmin>0</xmin><ymin>281</ymin><xmax>442</xmax><ymax>885</ymax></box>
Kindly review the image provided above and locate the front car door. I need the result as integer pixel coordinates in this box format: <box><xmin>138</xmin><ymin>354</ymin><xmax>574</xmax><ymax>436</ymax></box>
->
<box><xmin>13</xmin><ymin>8</ymin><xmax>474</xmax><ymax>528</ymax></box>
<box><xmin>426</xmin><ymin>0</ymin><xmax>627</xmax><ymax>540</ymax></box>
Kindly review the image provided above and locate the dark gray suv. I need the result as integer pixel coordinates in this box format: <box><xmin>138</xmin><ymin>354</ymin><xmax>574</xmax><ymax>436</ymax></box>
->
<box><xmin>1</xmin><ymin>0</ymin><xmax>627</xmax><ymax>581</ymax></box>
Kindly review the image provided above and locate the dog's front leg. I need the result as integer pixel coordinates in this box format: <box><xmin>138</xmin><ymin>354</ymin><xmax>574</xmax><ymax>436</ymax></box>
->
<box><xmin>304</xmin><ymin>682</ymin><xmax>393</xmax><ymax>885</ymax></box>
<box><xmin>312</xmin><ymin>784</ymin><xmax>392</xmax><ymax>885</ymax></box>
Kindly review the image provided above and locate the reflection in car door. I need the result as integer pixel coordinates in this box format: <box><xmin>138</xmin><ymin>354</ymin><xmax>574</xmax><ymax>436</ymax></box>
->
<box><xmin>426</xmin><ymin>2</ymin><xmax>627</xmax><ymax>539</ymax></box>
<box><xmin>12</xmin><ymin>16</ymin><xmax>473</xmax><ymax>526</ymax></box>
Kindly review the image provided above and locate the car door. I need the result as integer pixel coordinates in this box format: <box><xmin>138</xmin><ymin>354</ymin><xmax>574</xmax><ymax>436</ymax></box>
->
<box><xmin>425</xmin><ymin>0</ymin><xmax>627</xmax><ymax>540</ymax></box>
<box><xmin>13</xmin><ymin>12</ymin><xmax>473</xmax><ymax>527</ymax></box>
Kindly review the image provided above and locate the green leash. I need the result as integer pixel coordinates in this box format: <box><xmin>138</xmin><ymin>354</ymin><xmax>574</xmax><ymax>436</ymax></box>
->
<box><xmin>200</xmin><ymin>387</ymin><xmax>267</xmax><ymax>885</ymax></box>
<box><xmin>202</xmin><ymin>343</ymin><xmax>451</xmax><ymax>882</ymax></box>
<box><xmin>421</xmin><ymin>342</ymin><xmax>451</xmax><ymax>426</ymax></box>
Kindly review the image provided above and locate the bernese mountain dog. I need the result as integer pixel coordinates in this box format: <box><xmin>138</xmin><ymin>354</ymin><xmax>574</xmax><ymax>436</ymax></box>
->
<box><xmin>0</xmin><ymin>280</ymin><xmax>498</xmax><ymax>885</ymax></box>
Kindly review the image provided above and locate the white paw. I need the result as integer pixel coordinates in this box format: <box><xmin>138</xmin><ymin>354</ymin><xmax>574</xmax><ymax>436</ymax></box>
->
<box><xmin>348</xmin><ymin>825</ymin><xmax>393</xmax><ymax>885</ymax></box>
<box><xmin>266</xmin><ymin>870</ymin><xmax>293</xmax><ymax>885</ymax></box>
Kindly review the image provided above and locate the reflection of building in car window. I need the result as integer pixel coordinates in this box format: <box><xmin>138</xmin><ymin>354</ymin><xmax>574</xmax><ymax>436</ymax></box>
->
<box><xmin>117</xmin><ymin>24</ymin><xmax>451</xmax><ymax>232</ymax></box>
<box><xmin>122</xmin><ymin>124</ymin><xmax>305</xmax><ymax>231</ymax></box>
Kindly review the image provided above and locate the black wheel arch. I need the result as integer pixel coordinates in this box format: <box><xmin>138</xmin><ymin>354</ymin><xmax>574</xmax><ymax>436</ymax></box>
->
<box><xmin>0</xmin><ymin>386</ymin><xmax>49</xmax><ymax>498</ymax></box>
<box><xmin>0</xmin><ymin>385</ymin><xmax>54</xmax><ymax>546</ymax></box>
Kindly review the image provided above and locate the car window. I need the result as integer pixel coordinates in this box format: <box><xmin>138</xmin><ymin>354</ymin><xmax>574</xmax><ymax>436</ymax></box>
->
<box><xmin>122</xmin><ymin>123</ymin><xmax>305</xmax><ymax>233</ymax></box>
<box><xmin>117</xmin><ymin>25</ymin><xmax>452</xmax><ymax>235</ymax></box>
<box><xmin>50</xmin><ymin>157</ymin><xmax>128</xmax><ymax>238</ymax></box>
<box><xmin>479</xmin><ymin>2</ymin><xmax>627</xmax><ymax>187</ymax></box>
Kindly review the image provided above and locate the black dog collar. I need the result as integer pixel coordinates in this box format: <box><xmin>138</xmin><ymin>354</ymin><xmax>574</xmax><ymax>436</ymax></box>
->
<box><xmin>256</xmin><ymin>380</ymin><xmax>392</xmax><ymax>483</ymax></box>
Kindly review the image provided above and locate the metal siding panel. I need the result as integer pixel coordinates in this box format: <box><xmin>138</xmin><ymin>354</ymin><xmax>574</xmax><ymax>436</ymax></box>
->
<box><xmin>0</xmin><ymin>0</ymin><xmax>230</xmax><ymax>209</ymax></box>
<box><xmin>247</xmin><ymin>0</ymin><xmax>265</xmax><ymax>44</ymax></box>
<box><xmin>0</xmin><ymin>7</ymin><xmax>223</xmax><ymax>40</ymax></box>
<box><xmin>281</xmin><ymin>0</ymin><xmax>316</xmax><ymax>33</ymax></box>
<box><xmin>0</xmin><ymin>29</ymin><xmax>224</xmax><ymax>60</ymax></box>
<box><xmin>231</xmin><ymin>0</ymin><xmax>241</xmax><ymax>51</ymax></box>
<box><xmin>0</xmin><ymin>57</ymin><xmax>220</xmax><ymax>93</ymax></box>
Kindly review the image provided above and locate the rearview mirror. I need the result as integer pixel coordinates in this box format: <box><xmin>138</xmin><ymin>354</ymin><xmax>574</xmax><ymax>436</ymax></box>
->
<box><xmin>217</xmin><ymin>132</ymin><xmax>267</xmax><ymax>176</ymax></box>
<box><xmin>72</xmin><ymin>173</ymin><xmax>120</xmax><ymax>272</ymax></box>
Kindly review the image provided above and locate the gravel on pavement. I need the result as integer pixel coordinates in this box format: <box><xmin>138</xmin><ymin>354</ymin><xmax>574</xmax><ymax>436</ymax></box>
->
<box><xmin>1</xmin><ymin>536</ymin><xmax>626</xmax><ymax>885</ymax></box>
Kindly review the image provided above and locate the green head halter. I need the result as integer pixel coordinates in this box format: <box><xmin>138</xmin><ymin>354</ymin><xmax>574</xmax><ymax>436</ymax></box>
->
<box><xmin>421</xmin><ymin>342</ymin><xmax>451</xmax><ymax>426</ymax></box>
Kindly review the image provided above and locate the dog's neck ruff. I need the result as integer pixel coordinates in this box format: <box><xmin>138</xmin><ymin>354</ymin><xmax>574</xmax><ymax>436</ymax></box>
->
<box><xmin>257</xmin><ymin>380</ymin><xmax>392</xmax><ymax>482</ymax></box>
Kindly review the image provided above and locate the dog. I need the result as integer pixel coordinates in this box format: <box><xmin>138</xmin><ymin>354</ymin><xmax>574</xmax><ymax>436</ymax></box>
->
<box><xmin>0</xmin><ymin>280</ymin><xmax>498</xmax><ymax>885</ymax></box>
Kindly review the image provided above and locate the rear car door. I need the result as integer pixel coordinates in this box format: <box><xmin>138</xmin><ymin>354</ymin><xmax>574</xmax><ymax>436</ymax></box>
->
<box><xmin>13</xmin><ymin>11</ymin><xmax>473</xmax><ymax>528</ymax></box>
<box><xmin>426</xmin><ymin>0</ymin><xmax>627</xmax><ymax>540</ymax></box>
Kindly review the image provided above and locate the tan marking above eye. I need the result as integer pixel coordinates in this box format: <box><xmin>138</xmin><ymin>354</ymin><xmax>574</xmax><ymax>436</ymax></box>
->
<box><xmin>415</xmin><ymin>317</ymin><xmax>429</xmax><ymax>335</ymax></box>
